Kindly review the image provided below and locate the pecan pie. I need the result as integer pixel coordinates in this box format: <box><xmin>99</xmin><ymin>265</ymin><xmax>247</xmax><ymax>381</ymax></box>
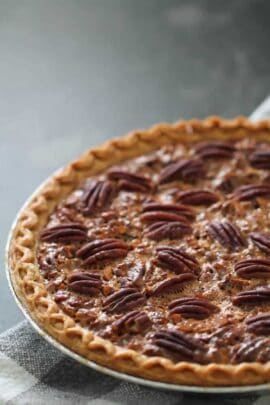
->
<box><xmin>8</xmin><ymin>117</ymin><xmax>270</xmax><ymax>386</ymax></box>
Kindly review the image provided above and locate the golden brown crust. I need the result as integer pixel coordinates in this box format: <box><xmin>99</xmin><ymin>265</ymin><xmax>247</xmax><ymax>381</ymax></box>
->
<box><xmin>8</xmin><ymin>116</ymin><xmax>270</xmax><ymax>386</ymax></box>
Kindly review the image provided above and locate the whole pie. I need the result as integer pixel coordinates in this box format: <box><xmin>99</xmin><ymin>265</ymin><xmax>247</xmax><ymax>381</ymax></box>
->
<box><xmin>8</xmin><ymin>117</ymin><xmax>270</xmax><ymax>386</ymax></box>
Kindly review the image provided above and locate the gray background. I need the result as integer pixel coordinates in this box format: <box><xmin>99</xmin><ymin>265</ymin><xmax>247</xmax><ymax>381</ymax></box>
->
<box><xmin>1</xmin><ymin>0</ymin><xmax>270</xmax><ymax>332</ymax></box>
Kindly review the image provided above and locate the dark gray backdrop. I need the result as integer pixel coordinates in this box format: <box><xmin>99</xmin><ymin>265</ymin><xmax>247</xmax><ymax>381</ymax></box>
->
<box><xmin>1</xmin><ymin>0</ymin><xmax>270</xmax><ymax>331</ymax></box>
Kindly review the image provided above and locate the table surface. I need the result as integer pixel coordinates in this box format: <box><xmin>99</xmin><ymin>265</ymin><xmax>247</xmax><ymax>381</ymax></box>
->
<box><xmin>1</xmin><ymin>0</ymin><xmax>270</xmax><ymax>332</ymax></box>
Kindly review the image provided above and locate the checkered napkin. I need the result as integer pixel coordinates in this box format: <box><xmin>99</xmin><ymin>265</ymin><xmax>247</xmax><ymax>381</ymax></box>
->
<box><xmin>1</xmin><ymin>98</ymin><xmax>270</xmax><ymax>405</ymax></box>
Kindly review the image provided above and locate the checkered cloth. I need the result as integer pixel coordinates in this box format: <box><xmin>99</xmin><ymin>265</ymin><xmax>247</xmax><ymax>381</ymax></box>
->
<box><xmin>1</xmin><ymin>97</ymin><xmax>270</xmax><ymax>405</ymax></box>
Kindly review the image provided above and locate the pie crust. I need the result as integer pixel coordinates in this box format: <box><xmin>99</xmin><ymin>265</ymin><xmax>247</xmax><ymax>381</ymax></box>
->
<box><xmin>8</xmin><ymin>116</ymin><xmax>270</xmax><ymax>386</ymax></box>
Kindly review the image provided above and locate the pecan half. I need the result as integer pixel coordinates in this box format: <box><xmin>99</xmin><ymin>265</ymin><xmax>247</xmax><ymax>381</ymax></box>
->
<box><xmin>40</xmin><ymin>223</ymin><xmax>88</xmax><ymax>243</ymax></box>
<box><xmin>141</xmin><ymin>211</ymin><xmax>188</xmax><ymax>224</ymax></box>
<box><xmin>169</xmin><ymin>297</ymin><xmax>218</xmax><ymax>319</ymax></box>
<box><xmin>144</xmin><ymin>221</ymin><xmax>192</xmax><ymax>241</ymax></box>
<box><xmin>107</xmin><ymin>169</ymin><xmax>153</xmax><ymax>193</ymax></box>
<box><xmin>80</xmin><ymin>179</ymin><xmax>115</xmax><ymax>214</ymax></box>
<box><xmin>232</xmin><ymin>287</ymin><xmax>270</xmax><ymax>306</ymax></box>
<box><xmin>249</xmin><ymin>151</ymin><xmax>270</xmax><ymax>170</ymax></box>
<box><xmin>232</xmin><ymin>337</ymin><xmax>270</xmax><ymax>363</ymax></box>
<box><xmin>103</xmin><ymin>288</ymin><xmax>145</xmax><ymax>313</ymax></box>
<box><xmin>142</xmin><ymin>202</ymin><xmax>195</xmax><ymax>221</ymax></box>
<box><xmin>177</xmin><ymin>189</ymin><xmax>219</xmax><ymax>206</ymax></box>
<box><xmin>233</xmin><ymin>184</ymin><xmax>270</xmax><ymax>201</ymax></box>
<box><xmin>68</xmin><ymin>272</ymin><xmax>101</xmax><ymax>296</ymax></box>
<box><xmin>235</xmin><ymin>258</ymin><xmax>270</xmax><ymax>279</ymax></box>
<box><xmin>250</xmin><ymin>232</ymin><xmax>270</xmax><ymax>255</ymax></box>
<box><xmin>246</xmin><ymin>313</ymin><xmax>270</xmax><ymax>335</ymax></box>
<box><xmin>150</xmin><ymin>273</ymin><xmax>196</xmax><ymax>296</ymax></box>
<box><xmin>151</xmin><ymin>329</ymin><xmax>206</xmax><ymax>362</ymax></box>
<box><xmin>156</xmin><ymin>246</ymin><xmax>200</xmax><ymax>275</ymax></box>
<box><xmin>202</xmin><ymin>325</ymin><xmax>243</xmax><ymax>346</ymax></box>
<box><xmin>77</xmin><ymin>239</ymin><xmax>129</xmax><ymax>265</ymax></box>
<box><xmin>158</xmin><ymin>158</ymin><xmax>205</xmax><ymax>184</ymax></box>
<box><xmin>194</xmin><ymin>141</ymin><xmax>235</xmax><ymax>159</ymax></box>
<box><xmin>207</xmin><ymin>219</ymin><xmax>246</xmax><ymax>251</ymax></box>
<box><xmin>113</xmin><ymin>310</ymin><xmax>151</xmax><ymax>335</ymax></box>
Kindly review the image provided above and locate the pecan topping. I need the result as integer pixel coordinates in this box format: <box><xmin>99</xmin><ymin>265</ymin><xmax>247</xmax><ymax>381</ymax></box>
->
<box><xmin>250</xmin><ymin>232</ymin><xmax>270</xmax><ymax>255</ymax></box>
<box><xmin>169</xmin><ymin>297</ymin><xmax>218</xmax><ymax>319</ymax></box>
<box><xmin>233</xmin><ymin>184</ymin><xmax>270</xmax><ymax>201</ymax></box>
<box><xmin>156</xmin><ymin>246</ymin><xmax>200</xmax><ymax>275</ymax></box>
<box><xmin>107</xmin><ymin>169</ymin><xmax>153</xmax><ymax>192</ymax></box>
<box><xmin>151</xmin><ymin>273</ymin><xmax>196</xmax><ymax>296</ymax></box>
<box><xmin>141</xmin><ymin>202</ymin><xmax>195</xmax><ymax>223</ymax></box>
<box><xmin>151</xmin><ymin>329</ymin><xmax>206</xmax><ymax>362</ymax></box>
<box><xmin>144</xmin><ymin>221</ymin><xmax>192</xmax><ymax>241</ymax></box>
<box><xmin>158</xmin><ymin>158</ymin><xmax>205</xmax><ymax>184</ymax></box>
<box><xmin>177</xmin><ymin>189</ymin><xmax>219</xmax><ymax>206</ymax></box>
<box><xmin>246</xmin><ymin>313</ymin><xmax>270</xmax><ymax>336</ymax></box>
<box><xmin>77</xmin><ymin>239</ymin><xmax>129</xmax><ymax>265</ymax></box>
<box><xmin>194</xmin><ymin>141</ymin><xmax>235</xmax><ymax>159</ymax></box>
<box><xmin>235</xmin><ymin>258</ymin><xmax>270</xmax><ymax>279</ymax></box>
<box><xmin>40</xmin><ymin>223</ymin><xmax>88</xmax><ymax>243</ymax></box>
<box><xmin>232</xmin><ymin>337</ymin><xmax>270</xmax><ymax>363</ymax></box>
<box><xmin>207</xmin><ymin>219</ymin><xmax>246</xmax><ymax>251</ymax></box>
<box><xmin>249</xmin><ymin>151</ymin><xmax>270</xmax><ymax>170</ymax></box>
<box><xmin>113</xmin><ymin>310</ymin><xmax>151</xmax><ymax>335</ymax></box>
<box><xmin>80</xmin><ymin>180</ymin><xmax>115</xmax><ymax>214</ymax></box>
<box><xmin>103</xmin><ymin>288</ymin><xmax>145</xmax><ymax>313</ymax></box>
<box><xmin>232</xmin><ymin>287</ymin><xmax>270</xmax><ymax>306</ymax></box>
<box><xmin>68</xmin><ymin>272</ymin><xmax>101</xmax><ymax>296</ymax></box>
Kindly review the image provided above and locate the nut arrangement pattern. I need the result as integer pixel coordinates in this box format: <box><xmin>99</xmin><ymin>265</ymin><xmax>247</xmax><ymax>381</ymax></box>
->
<box><xmin>8</xmin><ymin>117</ymin><xmax>270</xmax><ymax>386</ymax></box>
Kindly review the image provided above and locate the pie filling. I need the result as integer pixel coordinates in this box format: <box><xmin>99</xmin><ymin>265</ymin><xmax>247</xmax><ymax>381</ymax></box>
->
<box><xmin>37</xmin><ymin>139</ymin><xmax>270</xmax><ymax>365</ymax></box>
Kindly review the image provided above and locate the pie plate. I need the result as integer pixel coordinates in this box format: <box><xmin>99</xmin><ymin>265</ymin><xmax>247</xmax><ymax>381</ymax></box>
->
<box><xmin>6</xmin><ymin>118</ymin><xmax>270</xmax><ymax>394</ymax></box>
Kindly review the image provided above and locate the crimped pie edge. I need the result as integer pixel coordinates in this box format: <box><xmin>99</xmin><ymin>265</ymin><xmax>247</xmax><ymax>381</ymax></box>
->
<box><xmin>8</xmin><ymin>116</ymin><xmax>270</xmax><ymax>386</ymax></box>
